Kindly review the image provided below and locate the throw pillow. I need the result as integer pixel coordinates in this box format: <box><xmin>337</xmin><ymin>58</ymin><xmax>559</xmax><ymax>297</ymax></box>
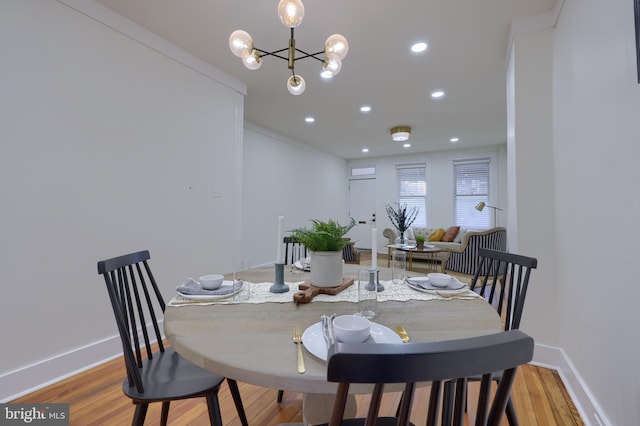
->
<box><xmin>441</xmin><ymin>226</ymin><xmax>460</xmax><ymax>242</ymax></box>
<box><xmin>428</xmin><ymin>228</ymin><xmax>445</xmax><ymax>242</ymax></box>
<box><xmin>454</xmin><ymin>228</ymin><xmax>467</xmax><ymax>243</ymax></box>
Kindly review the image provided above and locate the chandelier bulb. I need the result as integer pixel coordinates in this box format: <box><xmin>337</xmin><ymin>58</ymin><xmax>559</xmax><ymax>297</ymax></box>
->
<box><xmin>287</xmin><ymin>75</ymin><xmax>306</xmax><ymax>95</ymax></box>
<box><xmin>242</xmin><ymin>50</ymin><xmax>263</xmax><ymax>70</ymax></box>
<box><xmin>322</xmin><ymin>53</ymin><xmax>342</xmax><ymax>77</ymax></box>
<box><xmin>229</xmin><ymin>30</ymin><xmax>253</xmax><ymax>58</ymax></box>
<box><xmin>278</xmin><ymin>0</ymin><xmax>305</xmax><ymax>28</ymax></box>
<box><xmin>324</xmin><ymin>34</ymin><xmax>349</xmax><ymax>60</ymax></box>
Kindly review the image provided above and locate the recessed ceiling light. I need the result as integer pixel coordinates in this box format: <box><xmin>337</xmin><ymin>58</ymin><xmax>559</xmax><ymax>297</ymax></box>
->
<box><xmin>431</xmin><ymin>90</ymin><xmax>445</xmax><ymax>99</ymax></box>
<box><xmin>320</xmin><ymin>70</ymin><xmax>334</xmax><ymax>79</ymax></box>
<box><xmin>362</xmin><ymin>148</ymin><xmax>369</xmax><ymax>153</ymax></box>
<box><xmin>403</xmin><ymin>143</ymin><xmax>411</xmax><ymax>148</ymax></box>
<box><xmin>360</xmin><ymin>105</ymin><xmax>371</xmax><ymax>113</ymax></box>
<box><xmin>411</xmin><ymin>42</ymin><xmax>428</xmax><ymax>53</ymax></box>
<box><xmin>305</xmin><ymin>117</ymin><xmax>315</xmax><ymax>123</ymax></box>
<box><xmin>450</xmin><ymin>137</ymin><xmax>459</xmax><ymax>143</ymax></box>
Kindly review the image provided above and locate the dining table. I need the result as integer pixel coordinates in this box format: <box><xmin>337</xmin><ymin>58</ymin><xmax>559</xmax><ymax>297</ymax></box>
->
<box><xmin>164</xmin><ymin>264</ymin><xmax>502</xmax><ymax>424</ymax></box>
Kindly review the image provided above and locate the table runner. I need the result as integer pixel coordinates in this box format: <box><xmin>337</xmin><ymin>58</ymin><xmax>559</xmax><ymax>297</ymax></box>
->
<box><xmin>168</xmin><ymin>278</ymin><xmax>481</xmax><ymax>307</ymax></box>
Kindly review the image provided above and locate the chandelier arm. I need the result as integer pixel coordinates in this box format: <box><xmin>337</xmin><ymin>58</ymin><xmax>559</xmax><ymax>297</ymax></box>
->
<box><xmin>255</xmin><ymin>47</ymin><xmax>290</xmax><ymax>62</ymax></box>
<box><xmin>293</xmin><ymin>49</ymin><xmax>326</xmax><ymax>63</ymax></box>
<box><xmin>255</xmin><ymin>47</ymin><xmax>289</xmax><ymax>55</ymax></box>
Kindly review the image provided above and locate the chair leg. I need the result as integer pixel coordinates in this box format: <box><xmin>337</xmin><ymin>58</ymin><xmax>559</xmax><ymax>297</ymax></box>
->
<box><xmin>277</xmin><ymin>389</ymin><xmax>284</xmax><ymax>403</ymax></box>
<box><xmin>505</xmin><ymin>397</ymin><xmax>519</xmax><ymax>426</ymax></box>
<box><xmin>227</xmin><ymin>379</ymin><xmax>249</xmax><ymax>426</ymax></box>
<box><xmin>160</xmin><ymin>401</ymin><xmax>170</xmax><ymax>426</ymax></box>
<box><xmin>205</xmin><ymin>392</ymin><xmax>223</xmax><ymax>426</ymax></box>
<box><xmin>132</xmin><ymin>403</ymin><xmax>148</xmax><ymax>426</ymax></box>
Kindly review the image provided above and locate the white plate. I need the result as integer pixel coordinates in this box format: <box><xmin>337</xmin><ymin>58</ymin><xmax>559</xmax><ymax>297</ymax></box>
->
<box><xmin>406</xmin><ymin>277</ymin><xmax>465</xmax><ymax>291</ymax></box>
<box><xmin>294</xmin><ymin>259</ymin><xmax>310</xmax><ymax>271</ymax></box>
<box><xmin>177</xmin><ymin>281</ymin><xmax>243</xmax><ymax>300</ymax></box>
<box><xmin>302</xmin><ymin>321</ymin><xmax>403</xmax><ymax>361</ymax></box>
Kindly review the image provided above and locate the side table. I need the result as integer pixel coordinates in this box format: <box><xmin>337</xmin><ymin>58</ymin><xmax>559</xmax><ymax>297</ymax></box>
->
<box><xmin>386</xmin><ymin>244</ymin><xmax>442</xmax><ymax>272</ymax></box>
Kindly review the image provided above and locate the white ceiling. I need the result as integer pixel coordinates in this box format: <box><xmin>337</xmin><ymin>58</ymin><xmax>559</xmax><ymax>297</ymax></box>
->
<box><xmin>94</xmin><ymin>0</ymin><xmax>554</xmax><ymax>160</ymax></box>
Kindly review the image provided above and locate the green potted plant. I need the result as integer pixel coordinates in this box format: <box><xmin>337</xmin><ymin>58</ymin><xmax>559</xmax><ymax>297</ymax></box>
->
<box><xmin>290</xmin><ymin>218</ymin><xmax>356</xmax><ymax>287</ymax></box>
<box><xmin>415</xmin><ymin>235</ymin><xmax>426</xmax><ymax>250</ymax></box>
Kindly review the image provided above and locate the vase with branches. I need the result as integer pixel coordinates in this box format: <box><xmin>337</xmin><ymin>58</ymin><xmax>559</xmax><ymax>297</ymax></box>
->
<box><xmin>385</xmin><ymin>203</ymin><xmax>419</xmax><ymax>245</ymax></box>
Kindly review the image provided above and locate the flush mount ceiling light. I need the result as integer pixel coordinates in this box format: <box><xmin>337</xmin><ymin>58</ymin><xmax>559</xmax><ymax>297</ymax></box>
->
<box><xmin>229</xmin><ymin>0</ymin><xmax>348</xmax><ymax>96</ymax></box>
<box><xmin>391</xmin><ymin>126</ymin><xmax>411</xmax><ymax>142</ymax></box>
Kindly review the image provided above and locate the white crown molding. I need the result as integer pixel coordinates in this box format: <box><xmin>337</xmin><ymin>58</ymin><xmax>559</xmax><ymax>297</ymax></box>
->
<box><xmin>505</xmin><ymin>0</ymin><xmax>566</xmax><ymax>67</ymax></box>
<box><xmin>56</xmin><ymin>0</ymin><xmax>247</xmax><ymax>95</ymax></box>
<box><xmin>244</xmin><ymin>121</ymin><xmax>346</xmax><ymax>162</ymax></box>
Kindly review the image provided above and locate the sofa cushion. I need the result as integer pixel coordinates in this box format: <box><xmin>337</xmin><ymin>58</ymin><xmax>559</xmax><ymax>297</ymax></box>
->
<box><xmin>428</xmin><ymin>228</ymin><xmax>445</xmax><ymax>241</ymax></box>
<box><xmin>404</xmin><ymin>228</ymin><xmax>414</xmax><ymax>240</ymax></box>
<box><xmin>441</xmin><ymin>226</ymin><xmax>460</xmax><ymax>242</ymax></box>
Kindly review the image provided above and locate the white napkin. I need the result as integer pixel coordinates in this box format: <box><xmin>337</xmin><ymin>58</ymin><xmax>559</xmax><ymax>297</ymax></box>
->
<box><xmin>406</xmin><ymin>277</ymin><xmax>466</xmax><ymax>291</ymax></box>
<box><xmin>176</xmin><ymin>277</ymin><xmax>236</xmax><ymax>296</ymax></box>
<box><xmin>321</xmin><ymin>314</ymin><xmax>335</xmax><ymax>350</ymax></box>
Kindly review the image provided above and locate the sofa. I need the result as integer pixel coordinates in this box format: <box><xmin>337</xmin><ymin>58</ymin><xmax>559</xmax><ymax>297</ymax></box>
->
<box><xmin>383</xmin><ymin>227</ymin><xmax>507</xmax><ymax>276</ymax></box>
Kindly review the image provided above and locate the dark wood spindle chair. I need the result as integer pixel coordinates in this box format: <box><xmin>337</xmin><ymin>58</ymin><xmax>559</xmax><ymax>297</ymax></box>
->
<box><xmin>318</xmin><ymin>330</ymin><xmax>534</xmax><ymax>426</ymax></box>
<box><xmin>97</xmin><ymin>250</ymin><xmax>248</xmax><ymax>426</ymax></box>
<box><xmin>465</xmin><ymin>248</ymin><xmax>538</xmax><ymax>425</ymax></box>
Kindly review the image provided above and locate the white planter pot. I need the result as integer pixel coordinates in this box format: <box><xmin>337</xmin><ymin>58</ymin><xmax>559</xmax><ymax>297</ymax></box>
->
<box><xmin>310</xmin><ymin>250</ymin><xmax>343</xmax><ymax>288</ymax></box>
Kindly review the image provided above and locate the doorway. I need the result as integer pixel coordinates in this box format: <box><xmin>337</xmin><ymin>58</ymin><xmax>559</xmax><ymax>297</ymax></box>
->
<box><xmin>347</xmin><ymin>178</ymin><xmax>376</xmax><ymax>250</ymax></box>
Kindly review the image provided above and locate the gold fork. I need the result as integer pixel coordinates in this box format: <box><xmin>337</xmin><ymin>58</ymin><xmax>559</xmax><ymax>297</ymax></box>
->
<box><xmin>293</xmin><ymin>324</ymin><xmax>305</xmax><ymax>374</ymax></box>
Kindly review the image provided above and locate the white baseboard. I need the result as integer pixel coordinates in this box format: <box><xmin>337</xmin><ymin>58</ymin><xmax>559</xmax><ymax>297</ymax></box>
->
<box><xmin>2</xmin><ymin>335</ymin><xmax>610</xmax><ymax>426</ymax></box>
<box><xmin>532</xmin><ymin>343</ymin><xmax>611</xmax><ymax>426</ymax></box>
<box><xmin>0</xmin><ymin>334</ymin><xmax>123</xmax><ymax>402</ymax></box>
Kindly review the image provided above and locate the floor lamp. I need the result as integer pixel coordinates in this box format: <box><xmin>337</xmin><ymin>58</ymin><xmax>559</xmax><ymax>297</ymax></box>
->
<box><xmin>475</xmin><ymin>201</ymin><xmax>502</xmax><ymax>225</ymax></box>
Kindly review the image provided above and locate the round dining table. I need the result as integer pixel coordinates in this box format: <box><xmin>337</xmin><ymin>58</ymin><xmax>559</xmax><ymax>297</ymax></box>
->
<box><xmin>164</xmin><ymin>264</ymin><xmax>502</xmax><ymax>423</ymax></box>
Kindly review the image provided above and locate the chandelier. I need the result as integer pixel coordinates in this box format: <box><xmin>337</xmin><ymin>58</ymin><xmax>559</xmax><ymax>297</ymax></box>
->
<box><xmin>228</xmin><ymin>0</ymin><xmax>348</xmax><ymax>95</ymax></box>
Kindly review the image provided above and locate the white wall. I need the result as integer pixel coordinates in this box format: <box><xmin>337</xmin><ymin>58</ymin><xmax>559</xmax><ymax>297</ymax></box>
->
<box><xmin>0</xmin><ymin>0</ymin><xmax>245</xmax><ymax>400</ymax></box>
<box><xmin>242</xmin><ymin>124</ymin><xmax>349</xmax><ymax>267</ymax></box>
<box><xmin>508</xmin><ymin>27</ymin><xmax>560</xmax><ymax>347</ymax></box>
<box><xmin>347</xmin><ymin>145</ymin><xmax>507</xmax><ymax>255</ymax></box>
<box><xmin>551</xmin><ymin>0</ymin><xmax>640</xmax><ymax>424</ymax></box>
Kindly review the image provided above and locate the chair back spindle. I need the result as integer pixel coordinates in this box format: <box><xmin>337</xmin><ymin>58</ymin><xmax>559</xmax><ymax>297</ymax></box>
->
<box><xmin>469</xmin><ymin>248</ymin><xmax>537</xmax><ymax>331</ymax></box>
<box><xmin>98</xmin><ymin>250</ymin><xmax>166</xmax><ymax>392</ymax></box>
<box><xmin>283</xmin><ymin>236</ymin><xmax>307</xmax><ymax>265</ymax></box>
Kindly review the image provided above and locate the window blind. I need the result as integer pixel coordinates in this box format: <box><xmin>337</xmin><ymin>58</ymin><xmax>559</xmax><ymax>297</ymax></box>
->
<box><xmin>453</xmin><ymin>158</ymin><xmax>490</xmax><ymax>228</ymax></box>
<box><xmin>395</xmin><ymin>163</ymin><xmax>427</xmax><ymax>227</ymax></box>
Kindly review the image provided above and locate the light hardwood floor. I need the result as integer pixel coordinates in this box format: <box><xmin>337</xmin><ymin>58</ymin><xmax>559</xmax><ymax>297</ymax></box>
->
<box><xmin>11</xmin><ymin>356</ymin><xmax>583</xmax><ymax>425</ymax></box>
<box><xmin>11</xmin><ymin>252</ymin><xmax>584</xmax><ymax>425</ymax></box>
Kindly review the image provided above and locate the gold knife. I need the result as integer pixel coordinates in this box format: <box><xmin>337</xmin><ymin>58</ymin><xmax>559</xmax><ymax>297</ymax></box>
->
<box><xmin>395</xmin><ymin>326</ymin><xmax>410</xmax><ymax>343</ymax></box>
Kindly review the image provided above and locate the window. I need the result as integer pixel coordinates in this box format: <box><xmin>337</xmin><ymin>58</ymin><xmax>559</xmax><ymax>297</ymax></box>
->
<box><xmin>454</xmin><ymin>158</ymin><xmax>491</xmax><ymax>228</ymax></box>
<box><xmin>351</xmin><ymin>166</ymin><xmax>375</xmax><ymax>176</ymax></box>
<box><xmin>395</xmin><ymin>163</ymin><xmax>427</xmax><ymax>227</ymax></box>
